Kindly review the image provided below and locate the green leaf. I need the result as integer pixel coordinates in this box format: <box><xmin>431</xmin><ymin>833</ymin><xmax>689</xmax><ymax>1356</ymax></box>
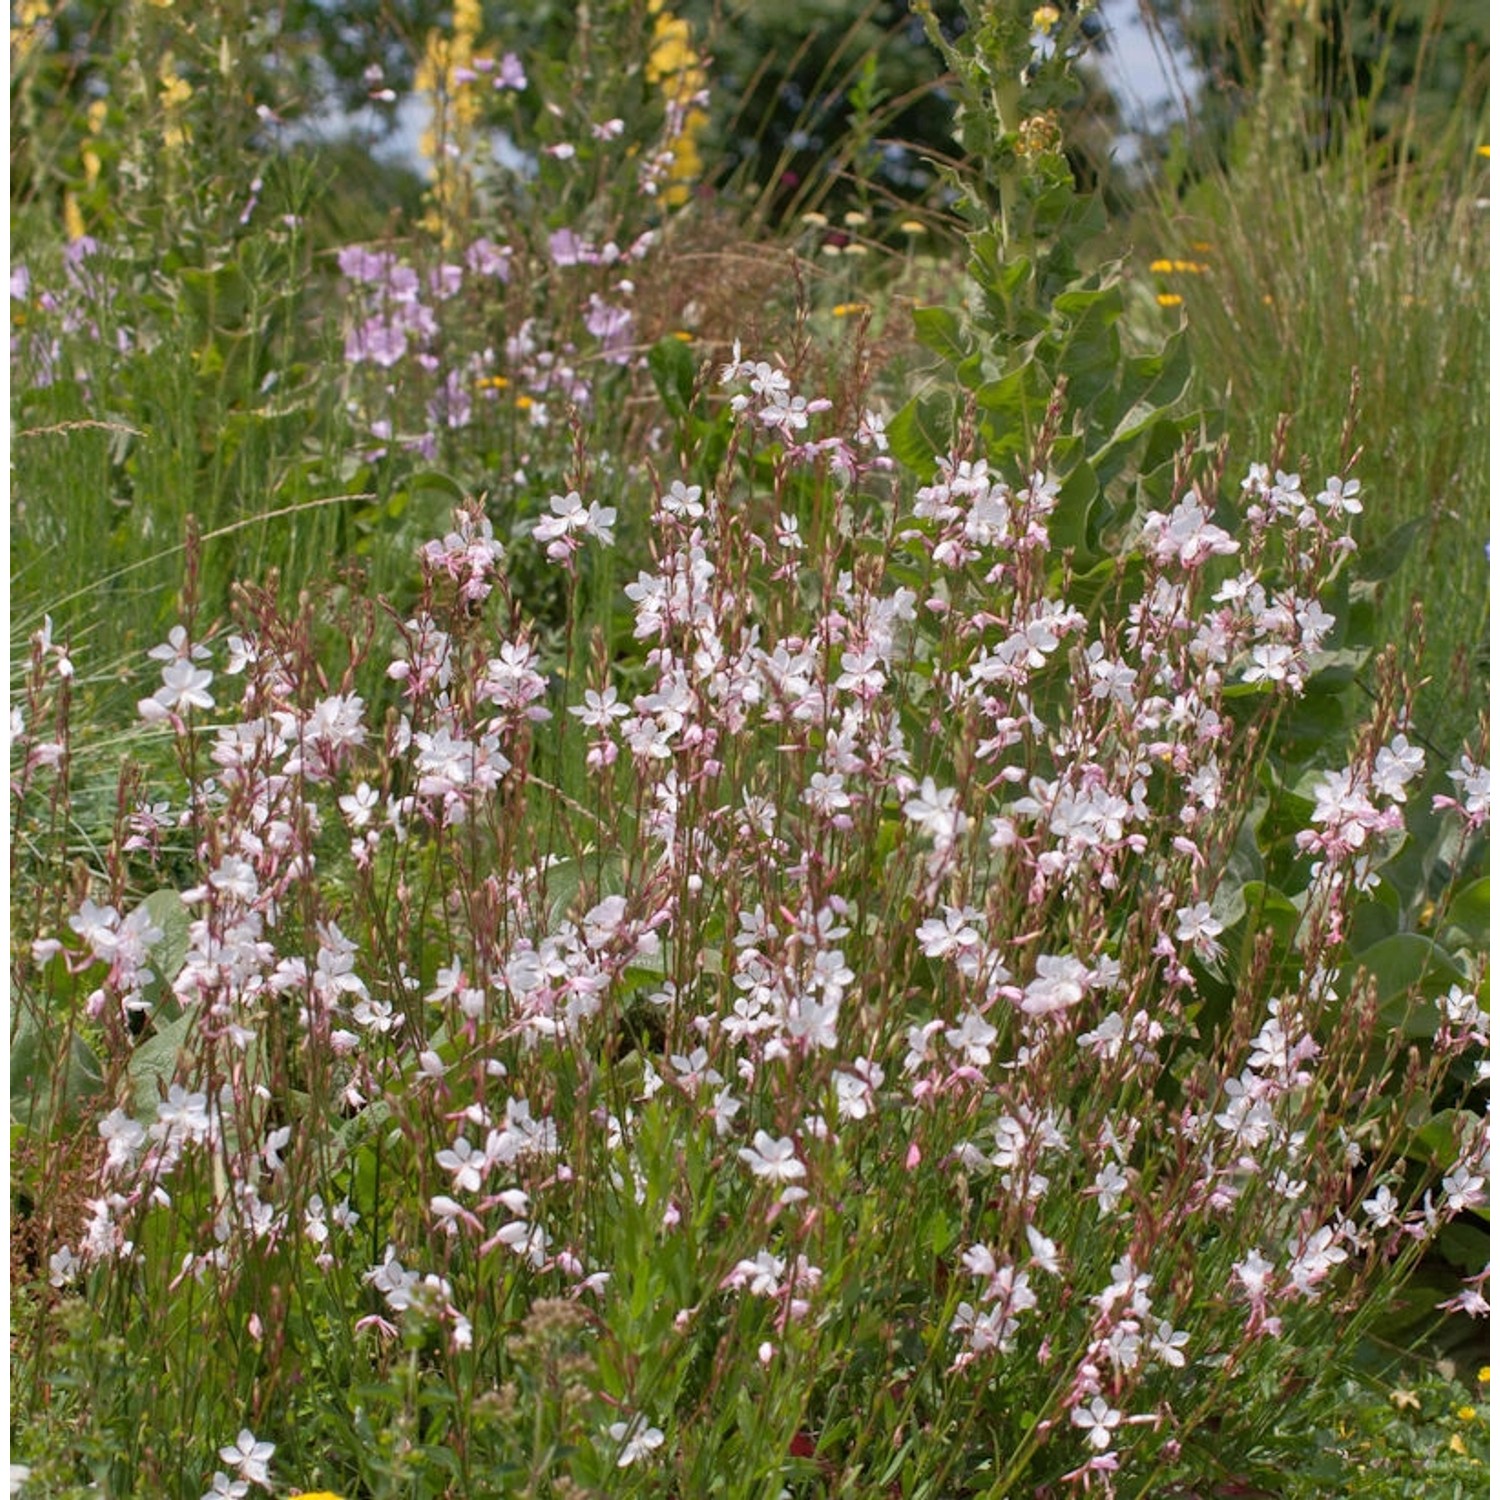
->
<box><xmin>1348</xmin><ymin>934</ymin><xmax>1468</xmax><ymax>1037</ymax></box>
<box><xmin>1358</xmin><ymin>517</ymin><xmax>1425</xmax><ymax>583</ymax></box>
<box><xmin>647</xmin><ymin>336</ymin><xmax>698</xmax><ymax>421</ymax></box>
<box><xmin>1442</xmin><ymin>876</ymin><xmax>1489</xmax><ymax>948</ymax></box>
<box><xmin>129</xmin><ymin>1009</ymin><xmax>196</xmax><ymax>1118</ymax></box>
<box><xmin>10</xmin><ymin>1013</ymin><xmax>104</xmax><ymax>1135</ymax></box>
<box><xmin>911</xmin><ymin>305</ymin><xmax>973</xmax><ymax>366</ymax></box>
<box><xmin>886</xmin><ymin>390</ymin><xmax>954</xmax><ymax>479</ymax></box>
<box><xmin>133</xmin><ymin>888</ymin><xmax>190</xmax><ymax>1018</ymax></box>
<box><xmin>1050</xmin><ymin>459</ymin><xmax>1099</xmax><ymax>561</ymax></box>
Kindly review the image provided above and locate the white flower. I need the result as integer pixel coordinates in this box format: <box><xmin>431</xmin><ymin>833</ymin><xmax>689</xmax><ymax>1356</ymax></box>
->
<box><xmin>1314</xmin><ymin>474</ymin><xmax>1362</xmax><ymax>515</ymax></box>
<box><xmin>737</xmin><ymin>1130</ymin><xmax>805</xmax><ymax>1183</ymax></box>
<box><xmin>608</xmin><ymin>1416</ymin><xmax>665</xmax><ymax>1467</ymax></box>
<box><xmin>1071</xmin><ymin>1395</ymin><xmax>1122</xmax><ymax>1451</ymax></box>
<box><xmin>217</xmin><ymin>1429</ymin><xmax>274</xmax><ymax>1489</ymax></box>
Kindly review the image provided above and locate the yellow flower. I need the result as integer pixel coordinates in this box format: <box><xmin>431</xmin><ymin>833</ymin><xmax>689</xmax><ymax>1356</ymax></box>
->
<box><xmin>1156</xmin><ymin>293</ymin><xmax>1183</xmax><ymax>308</ymax></box>
<box><xmin>474</xmin><ymin>375</ymin><xmax>510</xmax><ymax>391</ymax></box>
<box><xmin>1479</xmin><ymin>1366</ymin><xmax>1490</xmax><ymax>1384</ymax></box>
<box><xmin>831</xmin><ymin>302</ymin><xmax>870</xmax><ymax>317</ymax></box>
<box><xmin>1149</xmin><ymin>258</ymin><xmax>1174</xmax><ymax>273</ymax></box>
<box><xmin>292</xmin><ymin>1493</ymin><xmax>346</xmax><ymax>1499</ymax></box>
<box><xmin>1448</xmin><ymin>1433</ymin><xmax>1466</xmax><ymax>1456</ymax></box>
<box><xmin>1389</xmin><ymin>1388</ymin><xmax>1421</xmax><ymax>1411</ymax></box>
<box><xmin>1032</xmin><ymin>5</ymin><xmax>1061</xmax><ymax>29</ymax></box>
<box><xmin>1479</xmin><ymin>144</ymin><xmax>1490</xmax><ymax>158</ymax></box>
<box><xmin>63</xmin><ymin>192</ymin><xmax>85</xmax><ymax>242</ymax></box>
<box><xmin>899</xmin><ymin>220</ymin><xmax>926</xmax><ymax>235</ymax></box>
<box><xmin>514</xmin><ymin>394</ymin><xmax>534</xmax><ymax>411</ymax></box>
<box><xmin>671</xmin><ymin>330</ymin><xmax>693</xmax><ymax>342</ymax></box>
<box><xmin>1457</xmin><ymin>1405</ymin><xmax>1477</xmax><ymax>1421</ymax></box>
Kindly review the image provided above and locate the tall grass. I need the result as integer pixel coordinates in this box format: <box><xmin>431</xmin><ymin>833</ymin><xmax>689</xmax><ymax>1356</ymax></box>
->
<box><xmin>1131</xmin><ymin>0</ymin><xmax>1490</xmax><ymax>753</ymax></box>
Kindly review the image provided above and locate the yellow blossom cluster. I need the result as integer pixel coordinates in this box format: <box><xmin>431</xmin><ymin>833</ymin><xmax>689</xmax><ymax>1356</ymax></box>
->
<box><xmin>1151</xmin><ymin>245</ymin><xmax>1211</xmax><ymax>308</ymax></box>
<box><xmin>645</xmin><ymin>0</ymin><xmax>710</xmax><ymax>207</ymax></box>
<box><xmin>415</xmin><ymin>0</ymin><xmax>491</xmax><ymax>242</ymax></box>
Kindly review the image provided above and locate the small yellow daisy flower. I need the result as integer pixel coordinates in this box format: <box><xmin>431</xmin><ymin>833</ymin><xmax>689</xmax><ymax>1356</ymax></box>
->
<box><xmin>1156</xmin><ymin>293</ymin><xmax>1183</xmax><ymax>308</ymax></box>
<box><xmin>1457</xmin><ymin>1405</ymin><xmax>1477</xmax><ymax>1421</ymax></box>
<box><xmin>831</xmin><ymin>302</ymin><xmax>870</xmax><ymax>318</ymax></box>
<box><xmin>1478</xmin><ymin>1366</ymin><xmax>1490</xmax><ymax>1384</ymax></box>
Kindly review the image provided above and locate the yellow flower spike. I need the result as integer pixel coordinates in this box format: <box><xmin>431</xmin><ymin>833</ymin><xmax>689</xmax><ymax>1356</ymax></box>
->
<box><xmin>63</xmin><ymin>192</ymin><xmax>85</xmax><ymax>242</ymax></box>
<box><xmin>158</xmin><ymin>57</ymin><xmax>192</xmax><ymax>110</ymax></box>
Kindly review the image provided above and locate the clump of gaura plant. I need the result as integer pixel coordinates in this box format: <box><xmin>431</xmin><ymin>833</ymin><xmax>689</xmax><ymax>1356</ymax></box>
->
<box><xmin>11</xmin><ymin>332</ymin><xmax>1487</xmax><ymax>1495</ymax></box>
<box><xmin>11</xmin><ymin>4</ymin><xmax>1486</xmax><ymax>1499</ymax></box>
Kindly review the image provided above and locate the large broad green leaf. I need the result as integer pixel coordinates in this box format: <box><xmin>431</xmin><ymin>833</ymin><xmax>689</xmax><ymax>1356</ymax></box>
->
<box><xmin>128</xmin><ymin>1009</ymin><xmax>197</xmax><ymax>1118</ymax></box>
<box><xmin>132</xmin><ymin>888</ymin><xmax>191</xmax><ymax>1018</ymax></box>
<box><xmin>911</xmin><ymin>304</ymin><xmax>973</xmax><ymax>367</ymax></box>
<box><xmin>10</xmin><ymin>1012</ymin><xmax>104</xmax><ymax>1136</ymax></box>
<box><xmin>886</xmin><ymin>389</ymin><xmax>954</xmax><ymax>480</ymax></box>
<box><xmin>1355</xmin><ymin>516</ymin><xmax>1425</xmax><ymax>584</ymax></box>
<box><xmin>1347</xmin><ymin>933</ymin><xmax>1469</xmax><ymax>1038</ymax></box>
<box><xmin>1210</xmin><ymin>796</ymin><xmax>1270</xmax><ymax>934</ymax></box>
<box><xmin>1049</xmin><ymin>459</ymin><xmax>1099</xmax><ymax>562</ymax></box>
<box><xmin>647</xmin><ymin>335</ymin><xmax>698</xmax><ymax>421</ymax></box>
<box><xmin>1442</xmin><ymin>875</ymin><xmax>1489</xmax><ymax>949</ymax></box>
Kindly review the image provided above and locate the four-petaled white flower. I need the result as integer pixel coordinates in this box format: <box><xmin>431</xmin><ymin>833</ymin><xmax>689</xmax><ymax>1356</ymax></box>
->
<box><xmin>217</xmin><ymin>1430</ymin><xmax>273</xmax><ymax>1489</ymax></box>
<box><xmin>608</xmin><ymin>1415</ymin><xmax>665</xmax><ymax>1467</ymax></box>
<box><xmin>1071</xmin><ymin>1395</ymin><xmax>1122</xmax><ymax>1451</ymax></box>
<box><xmin>737</xmin><ymin>1130</ymin><xmax>805</xmax><ymax>1183</ymax></box>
